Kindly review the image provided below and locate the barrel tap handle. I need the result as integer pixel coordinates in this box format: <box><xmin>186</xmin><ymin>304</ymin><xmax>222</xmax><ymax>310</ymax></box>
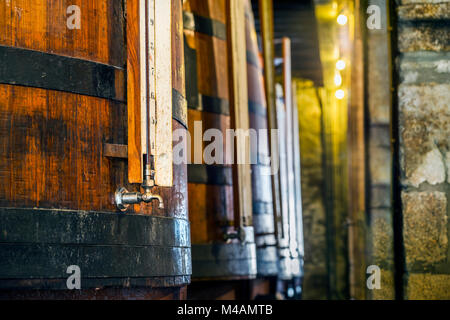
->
<box><xmin>115</xmin><ymin>164</ymin><xmax>164</xmax><ymax>212</ymax></box>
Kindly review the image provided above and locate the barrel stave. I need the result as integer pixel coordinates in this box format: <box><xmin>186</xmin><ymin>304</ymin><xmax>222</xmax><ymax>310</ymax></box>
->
<box><xmin>0</xmin><ymin>1</ymin><xmax>125</xmax><ymax>68</ymax></box>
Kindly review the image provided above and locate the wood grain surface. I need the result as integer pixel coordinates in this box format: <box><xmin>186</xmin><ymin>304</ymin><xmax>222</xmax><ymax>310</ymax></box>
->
<box><xmin>184</xmin><ymin>0</ymin><xmax>236</xmax><ymax>243</ymax></box>
<box><xmin>0</xmin><ymin>0</ymin><xmax>189</xmax><ymax>296</ymax></box>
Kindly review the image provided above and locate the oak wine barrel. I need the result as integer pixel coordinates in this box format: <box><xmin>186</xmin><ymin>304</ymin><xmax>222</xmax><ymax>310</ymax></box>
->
<box><xmin>275</xmin><ymin>83</ymin><xmax>294</xmax><ymax>281</ymax></box>
<box><xmin>275</xmin><ymin>80</ymin><xmax>302</xmax><ymax>297</ymax></box>
<box><xmin>183</xmin><ymin>0</ymin><xmax>256</xmax><ymax>280</ymax></box>
<box><xmin>280</xmin><ymin>37</ymin><xmax>303</xmax><ymax>295</ymax></box>
<box><xmin>244</xmin><ymin>1</ymin><xmax>278</xmax><ymax>277</ymax></box>
<box><xmin>290</xmin><ymin>81</ymin><xmax>305</xmax><ymax>298</ymax></box>
<box><xmin>0</xmin><ymin>0</ymin><xmax>190</xmax><ymax>299</ymax></box>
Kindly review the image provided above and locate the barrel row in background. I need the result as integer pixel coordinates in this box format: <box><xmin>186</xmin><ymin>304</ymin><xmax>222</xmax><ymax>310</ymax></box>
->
<box><xmin>184</xmin><ymin>0</ymin><xmax>304</xmax><ymax>300</ymax></box>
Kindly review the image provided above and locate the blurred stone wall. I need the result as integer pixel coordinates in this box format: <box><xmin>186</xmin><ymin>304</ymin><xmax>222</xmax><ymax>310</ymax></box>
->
<box><xmin>295</xmin><ymin>79</ymin><xmax>329</xmax><ymax>299</ymax></box>
<box><xmin>396</xmin><ymin>0</ymin><xmax>450</xmax><ymax>299</ymax></box>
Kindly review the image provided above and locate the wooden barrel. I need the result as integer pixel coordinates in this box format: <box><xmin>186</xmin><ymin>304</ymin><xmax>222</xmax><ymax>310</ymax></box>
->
<box><xmin>291</xmin><ymin>82</ymin><xmax>305</xmax><ymax>298</ymax></box>
<box><xmin>244</xmin><ymin>1</ymin><xmax>278</xmax><ymax>277</ymax></box>
<box><xmin>275</xmin><ymin>83</ymin><xmax>294</xmax><ymax>281</ymax></box>
<box><xmin>183</xmin><ymin>0</ymin><xmax>256</xmax><ymax>280</ymax></box>
<box><xmin>0</xmin><ymin>0</ymin><xmax>190</xmax><ymax>299</ymax></box>
<box><xmin>276</xmin><ymin>81</ymin><xmax>303</xmax><ymax>297</ymax></box>
<box><xmin>280</xmin><ymin>38</ymin><xmax>302</xmax><ymax>282</ymax></box>
<box><xmin>275</xmin><ymin>79</ymin><xmax>302</xmax><ymax>286</ymax></box>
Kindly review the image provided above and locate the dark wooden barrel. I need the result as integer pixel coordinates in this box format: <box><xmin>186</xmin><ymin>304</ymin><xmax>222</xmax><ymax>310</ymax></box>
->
<box><xmin>291</xmin><ymin>82</ymin><xmax>304</xmax><ymax>298</ymax></box>
<box><xmin>244</xmin><ymin>1</ymin><xmax>278</xmax><ymax>277</ymax></box>
<box><xmin>183</xmin><ymin>0</ymin><xmax>256</xmax><ymax>280</ymax></box>
<box><xmin>0</xmin><ymin>0</ymin><xmax>190</xmax><ymax>299</ymax></box>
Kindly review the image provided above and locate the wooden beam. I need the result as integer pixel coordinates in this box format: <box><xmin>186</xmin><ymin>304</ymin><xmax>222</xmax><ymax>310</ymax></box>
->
<box><xmin>227</xmin><ymin>0</ymin><xmax>253</xmax><ymax>227</ymax></box>
<box><xmin>127</xmin><ymin>0</ymin><xmax>142</xmax><ymax>183</ymax></box>
<box><xmin>347</xmin><ymin>0</ymin><xmax>366</xmax><ymax>300</ymax></box>
<box><xmin>282</xmin><ymin>38</ymin><xmax>292</xmax><ymax>110</ymax></box>
<box><xmin>291</xmin><ymin>81</ymin><xmax>304</xmax><ymax>258</ymax></box>
<box><xmin>103</xmin><ymin>144</ymin><xmax>128</xmax><ymax>159</ymax></box>
<box><xmin>126</xmin><ymin>0</ymin><xmax>173</xmax><ymax>186</ymax></box>
<box><xmin>259</xmin><ymin>0</ymin><xmax>283</xmax><ymax>242</ymax></box>
<box><xmin>283</xmin><ymin>37</ymin><xmax>299</xmax><ymax>259</ymax></box>
<box><xmin>154</xmin><ymin>0</ymin><xmax>173</xmax><ymax>186</ymax></box>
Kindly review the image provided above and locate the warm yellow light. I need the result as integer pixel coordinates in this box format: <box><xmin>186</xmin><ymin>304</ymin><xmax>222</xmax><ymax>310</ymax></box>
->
<box><xmin>337</xmin><ymin>14</ymin><xmax>348</xmax><ymax>25</ymax></box>
<box><xmin>334</xmin><ymin>73</ymin><xmax>342</xmax><ymax>86</ymax></box>
<box><xmin>336</xmin><ymin>60</ymin><xmax>346</xmax><ymax>70</ymax></box>
<box><xmin>335</xmin><ymin>89</ymin><xmax>345</xmax><ymax>99</ymax></box>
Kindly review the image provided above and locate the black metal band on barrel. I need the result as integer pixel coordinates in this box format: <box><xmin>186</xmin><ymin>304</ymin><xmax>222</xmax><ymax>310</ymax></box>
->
<box><xmin>248</xmin><ymin>100</ymin><xmax>267</xmax><ymax>117</ymax></box>
<box><xmin>0</xmin><ymin>208</ymin><xmax>191</xmax><ymax>289</ymax></box>
<box><xmin>246</xmin><ymin>50</ymin><xmax>262</xmax><ymax>70</ymax></box>
<box><xmin>253</xmin><ymin>201</ymin><xmax>273</xmax><ymax>215</ymax></box>
<box><xmin>191</xmin><ymin>243</ymin><xmax>257</xmax><ymax>279</ymax></box>
<box><xmin>0</xmin><ymin>45</ymin><xmax>125</xmax><ymax>102</ymax></box>
<box><xmin>188</xmin><ymin>164</ymin><xmax>233</xmax><ymax>185</ymax></box>
<box><xmin>256</xmin><ymin>246</ymin><xmax>279</xmax><ymax>276</ymax></box>
<box><xmin>188</xmin><ymin>94</ymin><xmax>230</xmax><ymax>116</ymax></box>
<box><xmin>183</xmin><ymin>11</ymin><xmax>227</xmax><ymax>40</ymax></box>
<box><xmin>172</xmin><ymin>88</ymin><xmax>188</xmax><ymax>128</ymax></box>
<box><xmin>200</xmin><ymin>95</ymin><xmax>230</xmax><ymax>115</ymax></box>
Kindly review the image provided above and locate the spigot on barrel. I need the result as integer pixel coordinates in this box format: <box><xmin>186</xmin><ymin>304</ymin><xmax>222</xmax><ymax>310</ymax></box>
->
<box><xmin>115</xmin><ymin>164</ymin><xmax>164</xmax><ymax>212</ymax></box>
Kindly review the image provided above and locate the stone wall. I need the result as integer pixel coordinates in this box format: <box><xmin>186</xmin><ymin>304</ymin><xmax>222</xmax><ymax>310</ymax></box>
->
<box><xmin>294</xmin><ymin>79</ymin><xmax>328</xmax><ymax>299</ymax></box>
<box><xmin>396</xmin><ymin>0</ymin><xmax>450</xmax><ymax>300</ymax></box>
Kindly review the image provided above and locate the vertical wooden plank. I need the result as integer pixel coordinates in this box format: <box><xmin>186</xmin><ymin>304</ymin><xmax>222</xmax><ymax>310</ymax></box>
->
<box><xmin>141</xmin><ymin>0</ymin><xmax>151</xmax><ymax>167</ymax></box>
<box><xmin>226</xmin><ymin>0</ymin><xmax>253</xmax><ymax>227</ymax></box>
<box><xmin>291</xmin><ymin>81</ymin><xmax>304</xmax><ymax>259</ymax></box>
<box><xmin>127</xmin><ymin>0</ymin><xmax>142</xmax><ymax>183</ymax></box>
<box><xmin>154</xmin><ymin>0</ymin><xmax>173</xmax><ymax>186</ymax></box>
<box><xmin>258</xmin><ymin>0</ymin><xmax>282</xmax><ymax>237</ymax></box>
<box><xmin>282</xmin><ymin>37</ymin><xmax>297</xmax><ymax>255</ymax></box>
<box><xmin>282</xmin><ymin>38</ymin><xmax>292</xmax><ymax>123</ymax></box>
<box><xmin>347</xmin><ymin>0</ymin><xmax>366</xmax><ymax>300</ymax></box>
<box><xmin>127</xmin><ymin>0</ymin><xmax>173</xmax><ymax>186</ymax></box>
<box><xmin>275</xmin><ymin>83</ymin><xmax>290</xmax><ymax>252</ymax></box>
